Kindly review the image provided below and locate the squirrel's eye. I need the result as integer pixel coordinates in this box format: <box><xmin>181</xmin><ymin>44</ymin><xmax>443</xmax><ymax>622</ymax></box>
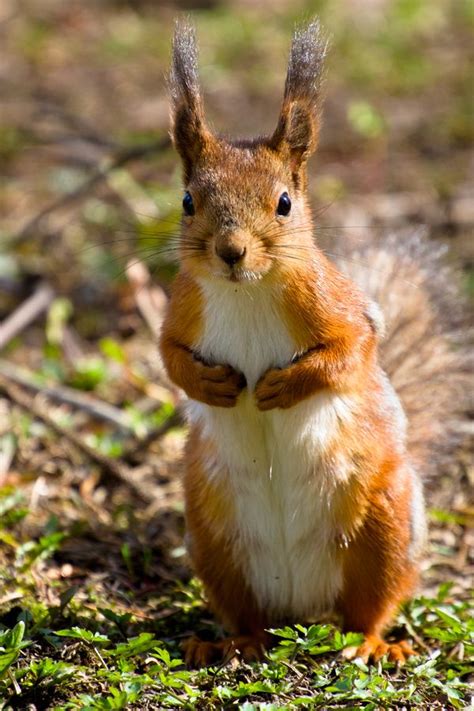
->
<box><xmin>277</xmin><ymin>192</ymin><xmax>291</xmax><ymax>216</ymax></box>
<box><xmin>183</xmin><ymin>191</ymin><xmax>195</xmax><ymax>216</ymax></box>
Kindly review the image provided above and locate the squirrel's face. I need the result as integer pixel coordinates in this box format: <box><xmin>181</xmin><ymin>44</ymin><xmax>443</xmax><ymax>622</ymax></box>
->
<box><xmin>169</xmin><ymin>20</ymin><xmax>327</xmax><ymax>283</ymax></box>
<box><xmin>179</xmin><ymin>141</ymin><xmax>314</xmax><ymax>282</ymax></box>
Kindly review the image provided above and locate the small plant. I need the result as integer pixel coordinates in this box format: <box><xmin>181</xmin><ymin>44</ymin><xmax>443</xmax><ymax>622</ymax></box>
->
<box><xmin>0</xmin><ymin>490</ymin><xmax>471</xmax><ymax>708</ymax></box>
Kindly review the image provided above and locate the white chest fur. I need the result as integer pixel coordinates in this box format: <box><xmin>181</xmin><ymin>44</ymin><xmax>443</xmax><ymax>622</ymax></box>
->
<box><xmin>196</xmin><ymin>278</ymin><xmax>296</xmax><ymax>389</ymax></box>
<box><xmin>187</xmin><ymin>278</ymin><xmax>354</xmax><ymax>619</ymax></box>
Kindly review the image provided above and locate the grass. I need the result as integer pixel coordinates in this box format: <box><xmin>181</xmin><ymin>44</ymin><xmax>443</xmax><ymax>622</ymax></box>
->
<box><xmin>1</xmin><ymin>0</ymin><xmax>473</xmax><ymax>708</ymax></box>
<box><xmin>0</xmin><ymin>487</ymin><xmax>472</xmax><ymax>710</ymax></box>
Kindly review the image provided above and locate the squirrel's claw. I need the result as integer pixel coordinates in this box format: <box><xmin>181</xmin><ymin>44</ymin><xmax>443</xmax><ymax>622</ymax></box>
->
<box><xmin>255</xmin><ymin>367</ymin><xmax>294</xmax><ymax>410</ymax></box>
<box><xmin>342</xmin><ymin>635</ymin><xmax>416</xmax><ymax>665</ymax></box>
<box><xmin>183</xmin><ymin>634</ymin><xmax>267</xmax><ymax>668</ymax></box>
<box><xmin>196</xmin><ymin>362</ymin><xmax>246</xmax><ymax>408</ymax></box>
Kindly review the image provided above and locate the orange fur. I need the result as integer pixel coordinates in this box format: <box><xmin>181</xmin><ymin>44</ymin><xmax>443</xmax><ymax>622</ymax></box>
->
<box><xmin>183</xmin><ymin>429</ymin><xmax>269</xmax><ymax>636</ymax></box>
<box><xmin>159</xmin><ymin>20</ymin><xmax>432</xmax><ymax>666</ymax></box>
<box><xmin>336</xmin><ymin>457</ymin><xmax>418</xmax><ymax>664</ymax></box>
<box><xmin>255</xmin><ymin>257</ymin><xmax>377</xmax><ymax>410</ymax></box>
<box><xmin>160</xmin><ymin>272</ymin><xmax>246</xmax><ymax>407</ymax></box>
<box><xmin>337</xmin><ymin>458</ymin><xmax>416</xmax><ymax>632</ymax></box>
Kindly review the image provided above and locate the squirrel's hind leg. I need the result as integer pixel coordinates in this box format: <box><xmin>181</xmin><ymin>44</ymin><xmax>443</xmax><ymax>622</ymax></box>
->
<box><xmin>337</xmin><ymin>469</ymin><xmax>421</xmax><ymax>665</ymax></box>
<box><xmin>183</xmin><ymin>430</ymin><xmax>270</xmax><ymax>667</ymax></box>
<box><xmin>183</xmin><ymin>631</ymin><xmax>270</xmax><ymax>667</ymax></box>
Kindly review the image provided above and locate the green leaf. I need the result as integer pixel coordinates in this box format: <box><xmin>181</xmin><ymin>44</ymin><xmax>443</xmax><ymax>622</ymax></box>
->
<box><xmin>347</xmin><ymin>100</ymin><xmax>385</xmax><ymax>138</ymax></box>
<box><xmin>17</xmin><ymin>531</ymin><xmax>66</xmax><ymax>569</ymax></box>
<box><xmin>270</xmin><ymin>626</ymin><xmax>298</xmax><ymax>641</ymax></box>
<box><xmin>59</xmin><ymin>586</ymin><xmax>79</xmax><ymax>612</ymax></box>
<box><xmin>120</xmin><ymin>542</ymin><xmax>133</xmax><ymax>576</ymax></box>
<box><xmin>0</xmin><ymin>649</ymin><xmax>19</xmax><ymax>676</ymax></box>
<box><xmin>342</xmin><ymin>632</ymin><xmax>364</xmax><ymax>648</ymax></box>
<box><xmin>29</xmin><ymin>658</ymin><xmax>77</xmax><ymax>684</ymax></box>
<box><xmin>56</xmin><ymin>627</ymin><xmax>110</xmax><ymax>645</ymax></box>
<box><xmin>306</xmin><ymin>624</ymin><xmax>331</xmax><ymax>643</ymax></box>
<box><xmin>46</xmin><ymin>297</ymin><xmax>73</xmax><ymax>346</ymax></box>
<box><xmin>108</xmin><ymin>633</ymin><xmax>159</xmax><ymax>659</ymax></box>
<box><xmin>68</xmin><ymin>356</ymin><xmax>108</xmax><ymax>391</ymax></box>
<box><xmin>99</xmin><ymin>608</ymin><xmax>132</xmax><ymax>627</ymax></box>
<box><xmin>435</xmin><ymin>606</ymin><xmax>462</xmax><ymax>626</ymax></box>
<box><xmin>0</xmin><ymin>489</ymin><xmax>26</xmax><ymax>519</ymax></box>
<box><xmin>0</xmin><ymin>621</ymin><xmax>27</xmax><ymax>651</ymax></box>
<box><xmin>100</xmin><ymin>337</ymin><xmax>126</xmax><ymax>364</ymax></box>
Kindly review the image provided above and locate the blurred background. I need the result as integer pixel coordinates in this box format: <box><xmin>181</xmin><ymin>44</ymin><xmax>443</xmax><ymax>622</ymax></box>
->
<box><xmin>0</xmin><ymin>0</ymin><xmax>472</xmax><ymax>600</ymax></box>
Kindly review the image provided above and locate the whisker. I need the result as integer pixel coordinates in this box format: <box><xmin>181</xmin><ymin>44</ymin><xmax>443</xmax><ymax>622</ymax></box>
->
<box><xmin>129</xmin><ymin>210</ymin><xmax>183</xmax><ymax>224</ymax></box>
<box><xmin>271</xmin><ymin>247</ymin><xmax>422</xmax><ymax>289</ymax></box>
<box><xmin>269</xmin><ymin>251</ymin><xmax>310</xmax><ymax>265</ymax></box>
<box><xmin>74</xmin><ymin>238</ymin><xmax>177</xmax><ymax>254</ymax></box>
<box><xmin>73</xmin><ymin>235</ymin><xmax>202</xmax><ymax>256</ymax></box>
<box><xmin>312</xmin><ymin>199</ymin><xmax>339</xmax><ymax>219</ymax></box>
<box><xmin>74</xmin><ymin>246</ymin><xmax>179</xmax><ymax>262</ymax></box>
<box><xmin>76</xmin><ymin>242</ymin><xmax>208</xmax><ymax>274</ymax></box>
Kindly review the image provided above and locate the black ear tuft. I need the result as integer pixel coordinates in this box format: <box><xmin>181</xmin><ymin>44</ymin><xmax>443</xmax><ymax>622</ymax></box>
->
<box><xmin>270</xmin><ymin>20</ymin><xmax>328</xmax><ymax>174</ymax></box>
<box><xmin>169</xmin><ymin>19</ymin><xmax>209</xmax><ymax>182</ymax></box>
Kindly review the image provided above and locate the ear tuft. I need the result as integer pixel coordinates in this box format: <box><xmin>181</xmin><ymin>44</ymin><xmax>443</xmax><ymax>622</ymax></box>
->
<box><xmin>285</xmin><ymin>20</ymin><xmax>328</xmax><ymax>110</ymax></box>
<box><xmin>270</xmin><ymin>20</ymin><xmax>328</xmax><ymax>173</ymax></box>
<box><xmin>169</xmin><ymin>19</ymin><xmax>209</xmax><ymax>182</ymax></box>
<box><xmin>170</xmin><ymin>19</ymin><xmax>201</xmax><ymax>115</ymax></box>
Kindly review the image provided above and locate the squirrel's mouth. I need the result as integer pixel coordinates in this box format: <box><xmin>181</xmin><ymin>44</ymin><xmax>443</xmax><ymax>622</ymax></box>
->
<box><xmin>227</xmin><ymin>266</ymin><xmax>265</xmax><ymax>283</ymax></box>
<box><xmin>206</xmin><ymin>247</ymin><xmax>273</xmax><ymax>283</ymax></box>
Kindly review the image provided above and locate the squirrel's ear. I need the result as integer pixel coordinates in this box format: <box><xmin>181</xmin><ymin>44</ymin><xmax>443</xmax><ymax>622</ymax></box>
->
<box><xmin>270</xmin><ymin>21</ymin><xmax>328</xmax><ymax>176</ymax></box>
<box><xmin>169</xmin><ymin>20</ymin><xmax>210</xmax><ymax>183</ymax></box>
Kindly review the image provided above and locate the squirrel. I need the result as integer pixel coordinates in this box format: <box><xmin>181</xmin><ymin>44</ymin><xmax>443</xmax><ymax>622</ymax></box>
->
<box><xmin>160</xmin><ymin>19</ymin><xmax>468</xmax><ymax>666</ymax></box>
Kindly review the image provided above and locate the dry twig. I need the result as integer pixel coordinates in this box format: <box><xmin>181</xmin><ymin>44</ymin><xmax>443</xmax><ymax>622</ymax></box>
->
<box><xmin>13</xmin><ymin>138</ymin><xmax>170</xmax><ymax>245</ymax></box>
<box><xmin>126</xmin><ymin>259</ymin><xmax>168</xmax><ymax>339</ymax></box>
<box><xmin>0</xmin><ymin>374</ymin><xmax>152</xmax><ymax>501</ymax></box>
<box><xmin>0</xmin><ymin>282</ymin><xmax>55</xmax><ymax>351</ymax></box>
<box><xmin>123</xmin><ymin>409</ymin><xmax>183</xmax><ymax>464</ymax></box>
<box><xmin>0</xmin><ymin>358</ymin><xmax>135</xmax><ymax>434</ymax></box>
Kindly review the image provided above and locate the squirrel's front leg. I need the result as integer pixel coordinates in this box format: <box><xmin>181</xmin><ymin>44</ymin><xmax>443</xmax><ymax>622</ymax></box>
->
<box><xmin>254</xmin><ymin>340</ymin><xmax>355</xmax><ymax>411</ymax></box>
<box><xmin>254</xmin><ymin>361</ymin><xmax>309</xmax><ymax>410</ymax></box>
<box><xmin>160</xmin><ymin>274</ymin><xmax>246</xmax><ymax>408</ymax></box>
<box><xmin>161</xmin><ymin>339</ymin><xmax>246</xmax><ymax>408</ymax></box>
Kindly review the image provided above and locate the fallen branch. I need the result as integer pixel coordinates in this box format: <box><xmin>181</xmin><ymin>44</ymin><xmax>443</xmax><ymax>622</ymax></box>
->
<box><xmin>0</xmin><ymin>374</ymin><xmax>151</xmax><ymax>501</ymax></box>
<box><xmin>13</xmin><ymin>137</ymin><xmax>170</xmax><ymax>245</ymax></box>
<box><xmin>125</xmin><ymin>258</ymin><xmax>182</xmax><ymax>403</ymax></box>
<box><xmin>123</xmin><ymin>409</ymin><xmax>183</xmax><ymax>464</ymax></box>
<box><xmin>0</xmin><ymin>358</ymin><xmax>135</xmax><ymax>434</ymax></box>
<box><xmin>0</xmin><ymin>358</ymin><xmax>183</xmax><ymax>448</ymax></box>
<box><xmin>0</xmin><ymin>433</ymin><xmax>16</xmax><ymax>485</ymax></box>
<box><xmin>126</xmin><ymin>259</ymin><xmax>168</xmax><ymax>340</ymax></box>
<box><xmin>0</xmin><ymin>282</ymin><xmax>55</xmax><ymax>351</ymax></box>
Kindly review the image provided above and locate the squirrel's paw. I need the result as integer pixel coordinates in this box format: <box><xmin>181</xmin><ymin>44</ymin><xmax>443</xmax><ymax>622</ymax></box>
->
<box><xmin>255</xmin><ymin>367</ymin><xmax>296</xmax><ymax>411</ymax></box>
<box><xmin>195</xmin><ymin>362</ymin><xmax>246</xmax><ymax>408</ymax></box>
<box><xmin>342</xmin><ymin>635</ymin><xmax>416</xmax><ymax>665</ymax></box>
<box><xmin>183</xmin><ymin>634</ymin><xmax>267</xmax><ymax>667</ymax></box>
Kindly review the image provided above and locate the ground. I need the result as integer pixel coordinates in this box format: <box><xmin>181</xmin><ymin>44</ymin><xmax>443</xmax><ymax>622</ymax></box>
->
<box><xmin>0</xmin><ymin>0</ymin><xmax>473</xmax><ymax>709</ymax></box>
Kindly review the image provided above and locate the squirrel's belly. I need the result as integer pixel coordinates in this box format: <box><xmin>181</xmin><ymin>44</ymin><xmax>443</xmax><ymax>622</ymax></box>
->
<box><xmin>186</xmin><ymin>390</ymin><xmax>354</xmax><ymax>618</ymax></box>
<box><xmin>189</xmin><ymin>279</ymin><xmax>357</xmax><ymax>616</ymax></box>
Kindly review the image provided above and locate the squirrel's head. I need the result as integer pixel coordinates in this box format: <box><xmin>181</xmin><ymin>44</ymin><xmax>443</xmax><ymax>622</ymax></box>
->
<box><xmin>170</xmin><ymin>20</ymin><xmax>327</xmax><ymax>283</ymax></box>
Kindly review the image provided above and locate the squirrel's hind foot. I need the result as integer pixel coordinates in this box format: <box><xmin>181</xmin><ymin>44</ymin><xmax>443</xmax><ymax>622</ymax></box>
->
<box><xmin>342</xmin><ymin>634</ymin><xmax>416</xmax><ymax>665</ymax></box>
<box><xmin>183</xmin><ymin>633</ymin><xmax>268</xmax><ymax>667</ymax></box>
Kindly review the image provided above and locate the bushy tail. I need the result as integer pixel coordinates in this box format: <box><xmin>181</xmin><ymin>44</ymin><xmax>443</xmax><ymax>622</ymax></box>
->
<box><xmin>336</xmin><ymin>231</ymin><xmax>472</xmax><ymax>480</ymax></box>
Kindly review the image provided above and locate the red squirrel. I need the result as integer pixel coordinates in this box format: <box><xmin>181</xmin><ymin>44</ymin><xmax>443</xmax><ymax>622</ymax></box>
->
<box><xmin>160</xmin><ymin>20</ymin><xmax>468</xmax><ymax>666</ymax></box>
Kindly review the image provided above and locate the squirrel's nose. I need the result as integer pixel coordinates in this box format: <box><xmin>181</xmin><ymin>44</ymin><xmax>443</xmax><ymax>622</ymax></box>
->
<box><xmin>216</xmin><ymin>244</ymin><xmax>246</xmax><ymax>267</ymax></box>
